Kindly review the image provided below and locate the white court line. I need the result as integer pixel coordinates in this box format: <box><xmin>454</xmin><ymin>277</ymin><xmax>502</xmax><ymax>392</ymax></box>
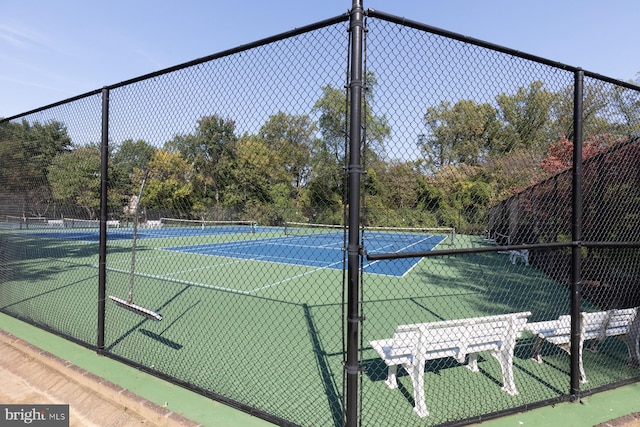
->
<box><xmin>163</xmin><ymin>244</ymin><xmax>337</xmax><ymax>268</ymax></box>
<box><xmin>247</xmin><ymin>259</ymin><xmax>345</xmax><ymax>294</ymax></box>
<box><xmin>173</xmin><ymin>238</ymin><xmax>345</xmax><ymax>252</ymax></box>
<box><xmin>103</xmin><ymin>266</ymin><xmax>252</xmax><ymax>295</ymax></box>
<box><xmin>361</xmin><ymin>235</ymin><xmax>446</xmax><ymax>277</ymax></box>
<box><xmin>105</xmin><ymin>252</ymin><xmax>186</xmax><ymax>266</ymax></box>
<box><xmin>370</xmin><ymin>234</ymin><xmax>438</xmax><ymax>253</ymax></box>
<box><xmin>110</xmin><ymin>233</ymin><xmax>435</xmax><ymax>296</ymax></box>
<box><xmin>163</xmin><ymin>258</ymin><xmax>247</xmax><ymax>277</ymax></box>
<box><xmin>99</xmin><ymin>248</ymin><xmax>343</xmax><ymax>294</ymax></box>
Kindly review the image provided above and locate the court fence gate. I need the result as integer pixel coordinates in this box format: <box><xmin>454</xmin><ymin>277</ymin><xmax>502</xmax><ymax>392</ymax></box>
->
<box><xmin>1</xmin><ymin>3</ymin><xmax>640</xmax><ymax>426</ymax></box>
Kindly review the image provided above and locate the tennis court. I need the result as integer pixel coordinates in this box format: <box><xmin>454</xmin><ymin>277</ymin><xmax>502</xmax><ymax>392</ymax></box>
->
<box><xmin>163</xmin><ymin>227</ymin><xmax>450</xmax><ymax>277</ymax></box>
<box><xmin>2</xmin><ymin>222</ymin><xmax>638</xmax><ymax>427</ymax></box>
<box><xmin>5</xmin><ymin>217</ymin><xmax>257</xmax><ymax>242</ymax></box>
<box><xmin>9</xmin><ymin>220</ymin><xmax>454</xmax><ymax>285</ymax></box>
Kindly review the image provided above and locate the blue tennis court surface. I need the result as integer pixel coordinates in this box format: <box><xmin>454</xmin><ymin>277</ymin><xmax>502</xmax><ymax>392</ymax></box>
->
<box><xmin>163</xmin><ymin>232</ymin><xmax>447</xmax><ymax>277</ymax></box>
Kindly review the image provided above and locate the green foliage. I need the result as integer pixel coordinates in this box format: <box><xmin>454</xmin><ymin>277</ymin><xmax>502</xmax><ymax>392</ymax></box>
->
<box><xmin>494</xmin><ymin>81</ymin><xmax>557</xmax><ymax>153</ymax></box>
<box><xmin>48</xmin><ymin>145</ymin><xmax>102</xmax><ymax>219</ymax></box>
<box><xmin>6</xmin><ymin>75</ymin><xmax>639</xmax><ymax>235</ymax></box>
<box><xmin>166</xmin><ymin>115</ymin><xmax>237</xmax><ymax>206</ymax></box>
<box><xmin>142</xmin><ymin>149</ymin><xmax>194</xmax><ymax>216</ymax></box>
<box><xmin>421</xmin><ymin>100</ymin><xmax>499</xmax><ymax>170</ymax></box>
<box><xmin>0</xmin><ymin>119</ymin><xmax>72</xmax><ymax>217</ymax></box>
<box><xmin>112</xmin><ymin>139</ymin><xmax>156</xmax><ymax>195</ymax></box>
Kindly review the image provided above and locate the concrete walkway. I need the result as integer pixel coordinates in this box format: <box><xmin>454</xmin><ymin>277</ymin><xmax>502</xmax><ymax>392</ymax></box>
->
<box><xmin>0</xmin><ymin>330</ymin><xmax>199</xmax><ymax>427</ymax></box>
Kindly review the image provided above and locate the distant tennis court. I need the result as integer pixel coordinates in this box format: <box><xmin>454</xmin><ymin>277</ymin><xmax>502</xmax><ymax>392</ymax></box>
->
<box><xmin>6</xmin><ymin>218</ymin><xmax>453</xmax><ymax>279</ymax></box>
<box><xmin>6</xmin><ymin>217</ymin><xmax>256</xmax><ymax>242</ymax></box>
<box><xmin>163</xmin><ymin>223</ymin><xmax>452</xmax><ymax>277</ymax></box>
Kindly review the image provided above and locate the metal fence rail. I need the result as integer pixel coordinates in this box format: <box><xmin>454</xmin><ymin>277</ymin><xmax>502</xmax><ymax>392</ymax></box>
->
<box><xmin>1</xmin><ymin>4</ymin><xmax>639</xmax><ymax>427</ymax></box>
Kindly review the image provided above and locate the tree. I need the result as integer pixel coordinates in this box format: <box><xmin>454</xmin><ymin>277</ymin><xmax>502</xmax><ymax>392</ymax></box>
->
<box><xmin>166</xmin><ymin>115</ymin><xmax>237</xmax><ymax>207</ymax></box>
<box><xmin>0</xmin><ymin>119</ymin><xmax>72</xmax><ymax>217</ymax></box>
<box><xmin>111</xmin><ymin>139</ymin><xmax>157</xmax><ymax>206</ymax></box>
<box><xmin>228</xmin><ymin>134</ymin><xmax>282</xmax><ymax>222</ymax></box>
<box><xmin>551</xmin><ymin>83</ymin><xmax>621</xmax><ymax>141</ymax></box>
<box><xmin>142</xmin><ymin>149</ymin><xmax>194</xmax><ymax>216</ymax></box>
<box><xmin>421</xmin><ymin>99</ymin><xmax>499</xmax><ymax>170</ymax></box>
<box><xmin>610</xmin><ymin>84</ymin><xmax>640</xmax><ymax>136</ymax></box>
<box><xmin>310</xmin><ymin>73</ymin><xmax>391</xmax><ymax>223</ymax></box>
<box><xmin>495</xmin><ymin>81</ymin><xmax>557</xmax><ymax>154</ymax></box>
<box><xmin>540</xmin><ymin>134</ymin><xmax>624</xmax><ymax>174</ymax></box>
<box><xmin>113</xmin><ymin>139</ymin><xmax>156</xmax><ymax>176</ymax></box>
<box><xmin>258</xmin><ymin>112</ymin><xmax>315</xmax><ymax>192</ymax></box>
<box><xmin>48</xmin><ymin>145</ymin><xmax>102</xmax><ymax>219</ymax></box>
<box><xmin>313</xmin><ymin>73</ymin><xmax>391</xmax><ymax>163</ymax></box>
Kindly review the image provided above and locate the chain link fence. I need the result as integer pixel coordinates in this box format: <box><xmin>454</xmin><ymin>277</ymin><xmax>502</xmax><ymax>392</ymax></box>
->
<box><xmin>1</xmin><ymin>7</ymin><xmax>639</xmax><ymax>427</ymax></box>
<box><xmin>361</xmin><ymin>11</ymin><xmax>640</xmax><ymax>427</ymax></box>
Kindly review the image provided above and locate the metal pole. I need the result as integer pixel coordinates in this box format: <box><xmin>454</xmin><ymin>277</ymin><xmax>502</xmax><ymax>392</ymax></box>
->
<box><xmin>346</xmin><ymin>1</ymin><xmax>364</xmax><ymax>426</ymax></box>
<box><xmin>128</xmin><ymin>170</ymin><xmax>148</xmax><ymax>303</ymax></box>
<box><xmin>570</xmin><ymin>70</ymin><xmax>584</xmax><ymax>395</ymax></box>
<box><xmin>97</xmin><ymin>87</ymin><xmax>109</xmax><ymax>353</ymax></box>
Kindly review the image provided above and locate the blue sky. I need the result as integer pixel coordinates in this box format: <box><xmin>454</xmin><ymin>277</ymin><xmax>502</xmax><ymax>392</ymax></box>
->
<box><xmin>2</xmin><ymin>0</ymin><xmax>639</xmax><ymax>119</ymax></box>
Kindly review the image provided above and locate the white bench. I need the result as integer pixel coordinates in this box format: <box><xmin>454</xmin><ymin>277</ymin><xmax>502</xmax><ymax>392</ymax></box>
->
<box><xmin>47</xmin><ymin>219</ymin><xmax>64</xmax><ymax>228</ymax></box>
<box><xmin>369</xmin><ymin>311</ymin><xmax>531</xmax><ymax>418</ymax></box>
<box><xmin>508</xmin><ymin>249</ymin><xmax>529</xmax><ymax>265</ymax></box>
<box><xmin>106</xmin><ymin>220</ymin><xmax>121</xmax><ymax>228</ymax></box>
<box><xmin>525</xmin><ymin>308</ymin><xmax>639</xmax><ymax>383</ymax></box>
<box><xmin>142</xmin><ymin>220</ymin><xmax>162</xmax><ymax>229</ymax></box>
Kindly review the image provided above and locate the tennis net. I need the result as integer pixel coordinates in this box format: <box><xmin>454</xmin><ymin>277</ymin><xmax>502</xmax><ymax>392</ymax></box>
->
<box><xmin>159</xmin><ymin>218</ymin><xmax>256</xmax><ymax>233</ymax></box>
<box><xmin>284</xmin><ymin>222</ymin><xmax>455</xmax><ymax>245</ymax></box>
<box><xmin>363</xmin><ymin>226</ymin><xmax>455</xmax><ymax>246</ymax></box>
<box><xmin>5</xmin><ymin>215</ymin><xmax>52</xmax><ymax>229</ymax></box>
<box><xmin>284</xmin><ymin>222</ymin><xmax>346</xmax><ymax>237</ymax></box>
<box><xmin>63</xmin><ymin>218</ymin><xmax>100</xmax><ymax>229</ymax></box>
<box><xmin>4</xmin><ymin>216</ymin><xmax>123</xmax><ymax>230</ymax></box>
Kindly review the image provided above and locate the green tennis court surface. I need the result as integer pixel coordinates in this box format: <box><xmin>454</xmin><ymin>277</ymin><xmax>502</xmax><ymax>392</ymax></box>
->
<box><xmin>2</xmin><ymin>227</ymin><xmax>637</xmax><ymax>427</ymax></box>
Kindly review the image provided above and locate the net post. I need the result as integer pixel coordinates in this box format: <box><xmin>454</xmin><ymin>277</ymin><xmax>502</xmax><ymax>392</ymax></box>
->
<box><xmin>97</xmin><ymin>87</ymin><xmax>109</xmax><ymax>354</ymax></box>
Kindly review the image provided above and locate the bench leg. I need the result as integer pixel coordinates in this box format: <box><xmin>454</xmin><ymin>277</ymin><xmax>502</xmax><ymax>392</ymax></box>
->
<box><xmin>531</xmin><ymin>337</ymin><xmax>544</xmax><ymax>363</ymax></box>
<box><xmin>466</xmin><ymin>353</ymin><xmax>479</xmax><ymax>372</ymax></box>
<box><xmin>626</xmin><ymin>336</ymin><xmax>640</xmax><ymax>368</ymax></box>
<box><xmin>578</xmin><ymin>343</ymin><xmax>587</xmax><ymax>383</ymax></box>
<box><xmin>384</xmin><ymin>364</ymin><xmax>399</xmax><ymax>389</ymax></box>
<box><xmin>406</xmin><ymin>359</ymin><xmax>429</xmax><ymax>418</ymax></box>
<box><xmin>624</xmin><ymin>318</ymin><xmax>640</xmax><ymax>367</ymax></box>
<box><xmin>492</xmin><ymin>350</ymin><xmax>518</xmax><ymax>396</ymax></box>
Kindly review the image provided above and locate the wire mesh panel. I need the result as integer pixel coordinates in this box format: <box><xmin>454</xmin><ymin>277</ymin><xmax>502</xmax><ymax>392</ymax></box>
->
<box><xmin>0</xmin><ymin>95</ymin><xmax>103</xmax><ymax>346</ymax></box>
<box><xmin>360</xmin><ymin>12</ymin><xmax>640</xmax><ymax>426</ymax></box>
<box><xmin>2</xmin><ymin>6</ymin><xmax>640</xmax><ymax>427</ymax></box>
<box><xmin>101</xmin><ymin>18</ymin><xmax>351</xmax><ymax>426</ymax></box>
<box><xmin>576</xmin><ymin>76</ymin><xmax>640</xmax><ymax>394</ymax></box>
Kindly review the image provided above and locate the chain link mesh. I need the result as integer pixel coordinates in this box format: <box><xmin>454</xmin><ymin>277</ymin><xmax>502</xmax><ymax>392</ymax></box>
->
<box><xmin>361</xmin><ymin>14</ymin><xmax>640</xmax><ymax>427</ymax></box>
<box><xmin>1</xmin><ymin>8</ymin><xmax>639</xmax><ymax>427</ymax></box>
<box><xmin>0</xmin><ymin>95</ymin><xmax>103</xmax><ymax>345</ymax></box>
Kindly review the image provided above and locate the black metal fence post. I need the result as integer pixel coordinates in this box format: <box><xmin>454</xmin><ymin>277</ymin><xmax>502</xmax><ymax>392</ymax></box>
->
<box><xmin>97</xmin><ymin>86</ymin><xmax>109</xmax><ymax>353</ymax></box>
<box><xmin>346</xmin><ymin>1</ymin><xmax>364</xmax><ymax>426</ymax></box>
<box><xmin>570</xmin><ymin>69</ymin><xmax>584</xmax><ymax>395</ymax></box>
